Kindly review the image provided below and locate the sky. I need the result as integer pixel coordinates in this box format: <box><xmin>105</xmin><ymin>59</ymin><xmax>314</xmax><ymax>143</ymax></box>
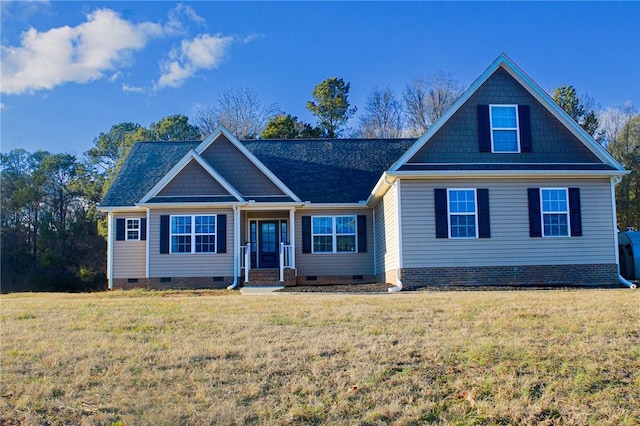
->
<box><xmin>1</xmin><ymin>1</ymin><xmax>639</xmax><ymax>156</ymax></box>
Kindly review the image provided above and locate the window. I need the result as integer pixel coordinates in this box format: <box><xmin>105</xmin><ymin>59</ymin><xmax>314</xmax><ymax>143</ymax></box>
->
<box><xmin>490</xmin><ymin>105</ymin><xmax>520</xmax><ymax>152</ymax></box>
<box><xmin>541</xmin><ymin>189</ymin><xmax>569</xmax><ymax>237</ymax></box>
<box><xmin>312</xmin><ymin>216</ymin><xmax>357</xmax><ymax>253</ymax></box>
<box><xmin>170</xmin><ymin>215</ymin><xmax>216</xmax><ymax>253</ymax></box>
<box><xmin>126</xmin><ymin>218</ymin><xmax>140</xmax><ymax>241</ymax></box>
<box><xmin>448</xmin><ymin>189</ymin><xmax>478</xmax><ymax>238</ymax></box>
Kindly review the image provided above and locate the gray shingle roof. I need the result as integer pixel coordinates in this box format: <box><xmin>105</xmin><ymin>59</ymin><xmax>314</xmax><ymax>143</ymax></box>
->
<box><xmin>243</xmin><ymin>139</ymin><xmax>416</xmax><ymax>203</ymax></box>
<box><xmin>100</xmin><ymin>138</ymin><xmax>416</xmax><ymax>207</ymax></box>
<box><xmin>100</xmin><ymin>141</ymin><xmax>197</xmax><ymax>207</ymax></box>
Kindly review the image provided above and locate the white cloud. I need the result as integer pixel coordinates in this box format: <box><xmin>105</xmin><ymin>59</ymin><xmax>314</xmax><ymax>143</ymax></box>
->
<box><xmin>122</xmin><ymin>83</ymin><xmax>144</xmax><ymax>93</ymax></box>
<box><xmin>1</xmin><ymin>8</ymin><xmax>167</xmax><ymax>94</ymax></box>
<box><xmin>156</xmin><ymin>33</ymin><xmax>233</xmax><ymax>89</ymax></box>
<box><xmin>0</xmin><ymin>102</ymin><xmax>6</xmax><ymax>110</ymax></box>
<box><xmin>167</xmin><ymin>3</ymin><xmax>205</xmax><ymax>33</ymax></box>
<box><xmin>243</xmin><ymin>33</ymin><xmax>264</xmax><ymax>44</ymax></box>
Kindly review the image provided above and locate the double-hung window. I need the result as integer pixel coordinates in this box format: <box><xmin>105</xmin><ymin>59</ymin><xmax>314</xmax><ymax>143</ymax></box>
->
<box><xmin>541</xmin><ymin>189</ymin><xmax>569</xmax><ymax>237</ymax></box>
<box><xmin>126</xmin><ymin>218</ymin><xmax>140</xmax><ymax>241</ymax></box>
<box><xmin>490</xmin><ymin>105</ymin><xmax>520</xmax><ymax>153</ymax></box>
<box><xmin>448</xmin><ymin>189</ymin><xmax>478</xmax><ymax>238</ymax></box>
<box><xmin>312</xmin><ymin>216</ymin><xmax>357</xmax><ymax>253</ymax></box>
<box><xmin>170</xmin><ymin>215</ymin><xmax>216</xmax><ymax>253</ymax></box>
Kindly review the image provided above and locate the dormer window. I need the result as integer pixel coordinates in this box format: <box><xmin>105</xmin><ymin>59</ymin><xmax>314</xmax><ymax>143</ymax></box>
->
<box><xmin>490</xmin><ymin>105</ymin><xmax>520</xmax><ymax>152</ymax></box>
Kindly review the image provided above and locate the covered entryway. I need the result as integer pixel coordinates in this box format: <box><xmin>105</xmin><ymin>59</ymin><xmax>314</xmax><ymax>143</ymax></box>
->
<box><xmin>240</xmin><ymin>209</ymin><xmax>296</xmax><ymax>286</ymax></box>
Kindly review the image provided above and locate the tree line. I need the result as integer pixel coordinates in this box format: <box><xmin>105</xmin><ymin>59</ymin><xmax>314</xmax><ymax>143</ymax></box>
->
<box><xmin>1</xmin><ymin>76</ymin><xmax>638</xmax><ymax>292</ymax></box>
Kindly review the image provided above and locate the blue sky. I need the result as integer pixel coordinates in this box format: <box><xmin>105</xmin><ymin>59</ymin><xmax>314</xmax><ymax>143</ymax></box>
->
<box><xmin>1</xmin><ymin>1</ymin><xmax>639</xmax><ymax>155</ymax></box>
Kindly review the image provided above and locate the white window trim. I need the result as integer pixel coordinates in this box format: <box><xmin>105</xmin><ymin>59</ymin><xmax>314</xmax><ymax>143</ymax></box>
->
<box><xmin>540</xmin><ymin>188</ymin><xmax>570</xmax><ymax>238</ymax></box>
<box><xmin>125</xmin><ymin>218</ymin><xmax>140</xmax><ymax>241</ymax></box>
<box><xmin>447</xmin><ymin>188</ymin><xmax>479</xmax><ymax>239</ymax></box>
<box><xmin>311</xmin><ymin>215</ymin><xmax>358</xmax><ymax>254</ymax></box>
<box><xmin>170</xmin><ymin>214</ymin><xmax>217</xmax><ymax>254</ymax></box>
<box><xmin>489</xmin><ymin>104</ymin><xmax>521</xmax><ymax>153</ymax></box>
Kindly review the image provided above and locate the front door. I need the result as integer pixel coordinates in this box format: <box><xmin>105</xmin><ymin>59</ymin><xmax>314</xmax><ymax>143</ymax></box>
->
<box><xmin>259</xmin><ymin>221</ymin><xmax>279</xmax><ymax>268</ymax></box>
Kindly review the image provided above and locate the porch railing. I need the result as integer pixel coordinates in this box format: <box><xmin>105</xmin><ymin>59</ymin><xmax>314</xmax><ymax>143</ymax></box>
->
<box><xmin>241</xmin><ymin>243</ymin><xmax>250</xmax><ymax>283</ymax></box>
<box><xmin>279</xmin><ymin>242</ymin><xmax>293</xmax><ymax>282</ymax></box>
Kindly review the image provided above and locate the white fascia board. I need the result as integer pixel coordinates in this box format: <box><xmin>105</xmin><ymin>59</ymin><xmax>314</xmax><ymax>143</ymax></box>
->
<box><xmin>389</xmin><ymin>169</ymin><xmax>628</xmax><ymax>178</ymax></box>
<box><xmin>298</xmin><ymin>203</ymin><xmax>370</xmax><ymax>210</ymax></box>
<box><xmin>98</xmin><ymin>206</ymin><xmax>146</xmax><ymax>213</ymax></box>
<box><xmin>196</xmin><ymin>125</ymin><xmax>302</xmax><ymax>202</ymax></box>
<box><xmin>135</xmin><ymin>202</ymin><xmax>241</xmax><ymax>209</ymax></box>
<box><xmin>138</xmin><ymin>150</ymin><xmax>244</xmax><ymax>204</ymax></box>
<box><xmin>365</xmin><ymin>173</ymin><xmax>396</xmax><ymax>205</ymax></box>
<box><xmin>240</xmin><ymin>203</ymin><xmax>304</xmax><ymax>211</ymax></box>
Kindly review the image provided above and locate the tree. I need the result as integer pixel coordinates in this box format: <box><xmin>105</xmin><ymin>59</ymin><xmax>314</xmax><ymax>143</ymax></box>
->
<box><xmin>357</xmin><ymin>87</ymin><xmax>403</xmax><ymax>138</ymax></box>
<box><xmin>605</xmin><ymin>111</ymin><xmax>640</xmax><ymax>230</ymax></box>
<box><xmin>149</xmin><ymin>114</ymin><xmax>201</xmax><ymax>142</ymax></box>
<box><xmin>194</xmin><ymin>87</ymin><xmax>278</xmax><ymax>139</ymax></box>
<box><xmin>403</xmin><ymin>71</ymin><xmax>463</xmax><ymax>137</ymax></box>
<box><xmin>306</xmin><ymin>77</ymin><xmax>356</xmax><ymax>138</ymax></box>
<box><xmin>260</xmin><ymin>114</ymin><xmax>321</xmax><ymax>139</ymax></box>
<box><xmin>552</xmin><ymin>84</ymin><xmax>601</xmax><ymax>139</ymax></box>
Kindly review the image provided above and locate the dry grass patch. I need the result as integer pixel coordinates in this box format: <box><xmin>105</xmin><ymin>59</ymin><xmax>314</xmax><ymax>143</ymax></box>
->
<box><xmin>1</xmin><ymin>289</ymin><xmax>639</xmax><ymax>425</ymax></box>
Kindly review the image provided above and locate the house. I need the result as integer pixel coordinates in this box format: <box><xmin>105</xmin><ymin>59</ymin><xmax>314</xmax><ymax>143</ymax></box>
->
<box><xmin>99</xmin><ymin>54</ymin><xmax>627</xmax><ymax>290</ymax></box>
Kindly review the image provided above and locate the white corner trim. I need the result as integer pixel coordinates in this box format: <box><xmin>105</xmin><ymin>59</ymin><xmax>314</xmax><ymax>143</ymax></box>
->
<box><xmin>107</xmin><ymin>213</ymin><xmax>114</xmax><ymax>288</ymax></box>
<box><xmin>145</xmin><ymin>208</ymin><xmax>150</xmax><ymax>279</ymax></box>
<box><xmin>195</xmin><ymin>125</ymin><xmax>302</xmax><ymax>202</ymax></box>
<box><xmin>139</xmin><ymin>149</ymin><xmax>244</xmax><ymax>203</ymax></box>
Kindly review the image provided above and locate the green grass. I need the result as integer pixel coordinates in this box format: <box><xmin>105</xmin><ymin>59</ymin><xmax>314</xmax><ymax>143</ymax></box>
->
<box><xmin>1</xmin><ymin>289</ymin><xmax>639</xmax><ymax>425</ymax></box>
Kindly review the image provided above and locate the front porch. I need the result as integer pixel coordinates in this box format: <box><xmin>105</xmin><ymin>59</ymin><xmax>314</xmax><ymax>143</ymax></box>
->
<box><xmin>238</xmin><ymin>208</ymin><xmax>297</xmax><ymax>287</ymax></box>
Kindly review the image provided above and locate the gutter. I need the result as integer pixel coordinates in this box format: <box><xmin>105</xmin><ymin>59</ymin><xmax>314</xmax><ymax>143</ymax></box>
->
<box><xmin>611</xmin><ymin>176</ymin><xmax>636</xmax><ymax>289</ymax></box>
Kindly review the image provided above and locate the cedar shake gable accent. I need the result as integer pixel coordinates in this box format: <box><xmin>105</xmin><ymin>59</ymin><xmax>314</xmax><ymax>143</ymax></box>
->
<box><xmin>390</xmin><ymin>53</ymin><xmax>626</xmax><ymax>175</ymax></box>
<box><xmin>158</xmin><ymin>160</ymin><xmax>232</xmax><ymax>197</ymax></box>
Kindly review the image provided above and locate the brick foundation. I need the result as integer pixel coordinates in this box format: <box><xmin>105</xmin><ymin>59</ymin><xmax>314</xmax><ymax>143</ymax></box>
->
<box><xmin>400</xmin><ymin>263</ymin><xmax>619</xmax><ymax>289</ymax></box>
<box><xmin>296</xmin><ymin>275</ymin><xmax>376</xmax><ymax>286</ymax></box>
<box><xmin>111</xmin><ymin>276</ymin><xmax>233</xmax><ymax>290</ymax></box>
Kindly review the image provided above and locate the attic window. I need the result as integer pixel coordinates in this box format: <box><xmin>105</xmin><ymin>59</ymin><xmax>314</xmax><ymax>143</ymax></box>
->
<box><xmin>490</xmin><ymin>105</ymin><xmax>520</xmax><ymax>153</ymax></box>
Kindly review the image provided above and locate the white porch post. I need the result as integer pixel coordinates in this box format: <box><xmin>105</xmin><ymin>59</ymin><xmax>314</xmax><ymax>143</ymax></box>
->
<box><xmin>289</xmin><ymin>208</ymin><xmax>296</xmax><ymax>271</ymax></box>
<box><xmin>234</xmin><ymin>205</ymin><xmax>240</xmax><ymax>283</ymax></box>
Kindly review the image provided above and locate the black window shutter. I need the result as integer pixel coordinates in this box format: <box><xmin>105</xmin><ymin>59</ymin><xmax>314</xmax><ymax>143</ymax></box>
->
<box><xmin>527</xmin><ymin>188</ymin><xmax>542</xmax><ymax>238</ymax></box>
<box><xmin>116</xmin><ymin>218</ymin><xmax>125</xmax><ymax>241</ymax></box>
<box><xmin>477</xmin><ymin>189</ymin><xmax>491</xmax><ymax>238</ymax></box>
<box><xmin>518</xmin><ymin>105</ymin><xmax>532</xmax><ymax>153</ymax></box>
<box><xmin>140</xmin><ymin>218</ymin><xmax>147</xmax><ymax>241</ymax></box>
<box><xmin>217</xmin><ymin>214</ymin><xmax>227</xmax><ymax>253</ymax></box>
<box><xmin>477</xmin><ymin>105</ymin><xmax>491</xmax><ymax>153</ymax></box>
<box><xmin>160</xmin><ymin>215</ymin><xmax>170</xmax><ymax>253</ymax></box>
<box><xmin>302</xmin><ymin>216</ymin><xmax>311</xmax><ymax>253</ymax></box>
<box><xmin>434</xmin><ymin>189</ymin><xmax>448</xmax><ymax>238</ymax></box>
<box><xmin>357</xmin><ymin>215</ymin><xmax>367</xmax><ymax>253</ymax></box>
<box><xmin>568</xmin><ymin>188</ymin><xmax>582</xmax><ymax>237</ymax></box>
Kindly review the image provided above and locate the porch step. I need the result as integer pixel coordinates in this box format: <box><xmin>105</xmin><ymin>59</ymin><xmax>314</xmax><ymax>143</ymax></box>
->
<box><xmin>244</xmin><ymin>269</ymin><xmax>282</xmax><ymax>287</ymax></box>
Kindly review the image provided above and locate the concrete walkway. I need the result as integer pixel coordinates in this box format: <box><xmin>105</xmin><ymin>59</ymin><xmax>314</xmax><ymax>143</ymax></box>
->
<box><xmin>240</xmin><ymin>286</ymin><xmax>284</xmax><ymax>295</ymax></box>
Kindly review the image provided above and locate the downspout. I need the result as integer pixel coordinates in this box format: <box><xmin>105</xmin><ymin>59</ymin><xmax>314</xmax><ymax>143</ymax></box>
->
<box><xmin>611</xmin><ymin>176</ymin><xmax>636</xmax><ymax>289</ymax></box>
<box><xmin>385</xmin><ymin>174</ymin><xmax>403</xmax><ymax>292</ymax></box>
<box><xmin>227</xmin><ymin>204</ymin><xmax>240</xmax><ymax>289</ymax></box>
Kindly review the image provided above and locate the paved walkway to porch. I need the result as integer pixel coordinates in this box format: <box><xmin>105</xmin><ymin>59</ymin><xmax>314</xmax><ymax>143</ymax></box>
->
<box><xmin>239</xmin><ymin>286</ymin><xmax>285</xmax><ymax>295</ymax></box>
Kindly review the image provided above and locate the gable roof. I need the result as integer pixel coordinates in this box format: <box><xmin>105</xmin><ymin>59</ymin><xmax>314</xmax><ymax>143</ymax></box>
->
<box><xmin>195</xmin><ymin>126</ymin><xmax>301</xmax><ymax>202</ymax></box>
<box><xmin>99</xmin><ymin>136</ymin><xmax>416</xmax><ymax>207</ymax></box>
<box><xmin>139</xmin><ymin>149</ymin><xmax>244</xmax><ymax>203</ymax></box>
<box><xmin>390</xmin><ymin>53</ymin><xmax>626</xmax><ymax>174</ymax></box>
